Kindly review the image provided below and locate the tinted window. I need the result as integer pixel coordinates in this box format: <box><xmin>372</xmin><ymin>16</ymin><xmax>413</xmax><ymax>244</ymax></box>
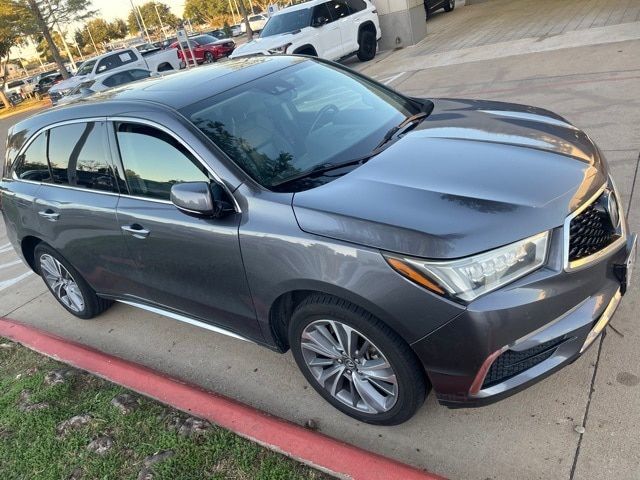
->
<box><xmin>194</xmin><ymin>35</ymin><xmax>217</xmax><ymax>45</ymax></box>
<box><xmin>48</xmin><ymin>122</ymin><xmax>117</xmax><ymax>192</ymax></box>
<box><xmin>261</xmin><ymin>8</ymin><xmax>312</xmax><ymax>37</ymax></box>
<box><xmin>115</xmin><ymin>123</ymin><xmax>209</xmax><ymax>200</ymax></box>
<box><xmin>345</xmin><ymin>0</ymin><xmax>366</xmax><ymax>12</ymax></box>
<box><xmin>129</xmin><ymin>69</ymin><xmax>151</xmax><ymax>80</ymax></box>
<box><xmin>76</xmin><ymin>59</ymin><xmax>97</xmax><ymax>76</ymax></box>
<box><xmin>14</xmin><ymin>132</ymin><xmax>52</xmax><ymax>182</ymax></box>
<box><xmin>312</xmin><ymin>3</ymin><xmax>333</xmax><ymax>24</ymax></box>
<box><xmin>96</xmin><ymin>50</ymin><xmax>136</xmax><ymax>74</ymax></box>
<box><xmin>102</xmin><ymin>71</ymin><xmax>133</xmax><ymax>88</ymax></box>
<box><xmin>329</xmin><ymin>0</ymin><xmax>350</xmax><ymax>18</ymax></box>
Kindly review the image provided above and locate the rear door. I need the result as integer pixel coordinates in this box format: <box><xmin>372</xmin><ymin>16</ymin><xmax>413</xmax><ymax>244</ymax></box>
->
<box><xmin>311</xmin><ymin>1</ymin><xmax>343</xmax><ymax>60</ymax></box>
<box><xmin>110</xmin><ymin>119</ymin><xmax>260</xmax><ymax>339</ymax></box>
<box><xmin>329</xmin><ymin>0</ymin><xmax>358</xmax><ymax>56</ymax></box>
<box><xmin>32</xmin><ymin>120</ymin><xmax>132</xmax><ymax>296</ymax></box>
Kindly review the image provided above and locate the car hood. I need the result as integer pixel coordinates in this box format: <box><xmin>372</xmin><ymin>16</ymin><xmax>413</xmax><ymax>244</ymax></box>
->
<box><xmin>231</xmin><ymin>31</ymin><xmax>303</xmax><ymax>56</ymax></box>
<box><xmin>292</xmin><ymin>98</ymin><xmax>608</xmax><ymax>259</ymax></box>
<box><xmin>49</xmin><ymin>75</ymin><xmax>86</xmax><ymax>93</ymax></box>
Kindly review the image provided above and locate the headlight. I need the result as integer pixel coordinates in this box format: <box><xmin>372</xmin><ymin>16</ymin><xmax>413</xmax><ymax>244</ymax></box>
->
<box><xmin>385</xmin><ymin>231</ymin><xmax>550</xmax><ymax>302</ymax></box>
<box><xmin>268</xmin><ymin>43</ymin><xmax>292</xmax><ymax>54</ymax></box>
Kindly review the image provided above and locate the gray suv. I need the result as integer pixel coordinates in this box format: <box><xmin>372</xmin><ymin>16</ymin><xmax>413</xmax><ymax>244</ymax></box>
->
<box><xmin>1</xmin><ymin>56</ymin><xmax>636</xmax><ymax>425</ymax></box>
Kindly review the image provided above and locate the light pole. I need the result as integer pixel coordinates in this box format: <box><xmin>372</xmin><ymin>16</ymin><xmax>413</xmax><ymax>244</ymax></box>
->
<box><xmin>154</xmin><ymin>3</ymin><xmax>168</xmax><ymax>40</ymax></box>
<box><xmin>86</xmin><ymin>24</ymin><xmax>99</xmax><ymax>53</ymax></box>
<box><xmin>137</xmin><ymin>5</ymin><xmax>153</xmax><ymax>43</ymax></box>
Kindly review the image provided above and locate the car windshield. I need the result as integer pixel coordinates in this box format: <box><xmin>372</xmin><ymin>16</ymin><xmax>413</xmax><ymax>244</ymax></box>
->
<box><xmin>182</xmin><ymin>61</ymin><xmax>418</xmax><ymax>190</ymax></box>
<box><xmin>261</xmin><ymin>9</ymin><xmax>311</xmax><ymax>37</ymax></box>
<box><xmin>76</xmin><ymin>59</ymin><xmax>97</xmax><ymax>75</ymax></box>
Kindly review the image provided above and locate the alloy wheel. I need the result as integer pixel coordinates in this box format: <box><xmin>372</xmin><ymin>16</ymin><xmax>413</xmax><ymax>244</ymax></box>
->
<box><xmin>300</xmin><ymin>319</ymin><xmax>398</xmax><ymax>414</ymax></box>
<box><xmin>204</xmin><ymin>52</ymin><xmax>214</xmax><ymax>63</ymax></box>
<box><xmin>39</xmin><ymin>254</ymin><xmax>85</xmax><ymax>313</ymax></box>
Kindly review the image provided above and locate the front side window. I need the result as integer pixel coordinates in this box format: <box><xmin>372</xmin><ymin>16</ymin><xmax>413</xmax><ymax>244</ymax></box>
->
<box><xmin>14</xmin><ymin>132</ymin><xmax>52</xmax><ymax>182</ymax></box>
<box><xmin>183</xmin><ymin>61</ymin><xmax>417</xmax><ymax>190</ymax></box>
<box><xmin>102</xmin><ymin>71</ymin><xmax>133</xmax><ymax>88</ymax></box>
<box><xmin>261</xmin><ymin>8</ymin><xmax>312</xmax><ymax>36</ymax></box>
<box><xmin>115</xmin><ymin>123</ymin><xmax>209</xmax><ymax>201</ymax></box>
<box><xmin>76</xmin><ymin>59</ymin><xmax>97</xmax><ymax>76</ymax></box>
<box><xmin>47</xmin><ymin>122</ymin><xmax>117</xmax><ymax>192</ymax></box>
<box><xmin>129</xmin><ymin>69</ymin><xmax>151</xmax><ymax>81</ymax></box>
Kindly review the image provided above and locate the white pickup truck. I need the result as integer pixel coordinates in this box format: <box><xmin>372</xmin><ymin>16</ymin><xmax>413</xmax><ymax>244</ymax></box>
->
<box><xmin>49</xmin><ymin>46</ymin><xmax>181</xmax><ymax>105</ymax></box>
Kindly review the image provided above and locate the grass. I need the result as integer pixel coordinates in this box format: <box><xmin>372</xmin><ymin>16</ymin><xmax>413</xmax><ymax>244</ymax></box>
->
<box><xmin>0</xmin><ymin>339</ymin><xmax>330</xmax><ymax>480</ymax></box>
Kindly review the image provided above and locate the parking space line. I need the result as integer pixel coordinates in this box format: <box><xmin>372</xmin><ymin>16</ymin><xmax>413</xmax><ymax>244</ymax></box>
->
<box><xmin>378</xmin><ymin>71</ymin><xmax>407</xmax><ymax>85</ymax></box>
<box><xmin>0</xmin><ymin>260</ymin><xmax>22</xmax><ymax>270</ymax></box>
<box><xmin>0</xmin><ymin>271</ymin><xmax>33</xmax><ymax>292</ymax></box>
<box><xmin>0</xmin><ymin>246</ymin><xmax>14</xmax><ymax>254</ymax></box>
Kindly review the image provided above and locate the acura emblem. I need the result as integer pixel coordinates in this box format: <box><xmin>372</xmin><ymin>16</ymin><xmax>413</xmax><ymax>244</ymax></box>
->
<box><xmin>606</xmin><ymin>190</ymin><xmax>620</xmax><ymax>229</ymax></box>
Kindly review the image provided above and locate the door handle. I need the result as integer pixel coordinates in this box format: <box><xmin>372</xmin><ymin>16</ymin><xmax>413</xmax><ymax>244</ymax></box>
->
<box><xmin>38</xmin><ymin>209</ymin><xmax>60</xmax><ymax>221</ymax></box>
<box><xmin>121</xmin><ymin>224</ymin><xmax>150</xmax><ymax>239</ymax></box>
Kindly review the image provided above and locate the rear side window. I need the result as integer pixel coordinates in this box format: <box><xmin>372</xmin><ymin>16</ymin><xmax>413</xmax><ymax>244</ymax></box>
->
<box><xmin>13</xmin><ymin>132</ymin><xmax>52</xmax><ymax>182</ymax></box>
<box><xmin>47</xmin><ymin>122</ymin><xmax>117</xmax><ymax>192</ymax></box>
<box><xmin>102</xmin><ymin>71</ymin><xmax>133</xmax><ymax>88</ymax></box>
<box><xmin>96</xmin><ymin>50</ymin><xmax>136</xmax><ymax>74</ymax></box>
<box><xmin>345</xmin><ymin>0</ymin><xmax>366</xmax><ymax>12</ymax></box>
<box><xmin>115</xmin><ymin>123</ymin><xmax>209</xmax><ymax>201</ymax></box>
<box><xmin>328</xmin><ymin>0</ymin><xmax>350</xmax><ymax>18</ymax></box>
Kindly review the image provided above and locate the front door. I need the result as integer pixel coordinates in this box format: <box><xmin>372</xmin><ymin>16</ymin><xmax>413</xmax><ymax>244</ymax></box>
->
<box><xmin>111</xmin><ymin>120</ymin><xmax>260</xmax><ymax>340</ymax></box>
<box><xmin>311</xmin><ymin>2</ymin><xmax>343</xmax><ymax>60</ymax></box>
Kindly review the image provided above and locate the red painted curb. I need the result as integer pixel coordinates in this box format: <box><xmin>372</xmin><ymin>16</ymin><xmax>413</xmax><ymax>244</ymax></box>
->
<box><xmin>0</xmin><ymin>317</ymin><xmax>446</xmax><ymax>480</ymax></box>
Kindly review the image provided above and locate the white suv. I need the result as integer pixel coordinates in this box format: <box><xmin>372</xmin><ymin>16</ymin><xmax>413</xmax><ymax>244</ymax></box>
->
<box><xmin>230</xmin><ymin>0</ymin><xmax>381</xmax><ymax>62</ymax></box>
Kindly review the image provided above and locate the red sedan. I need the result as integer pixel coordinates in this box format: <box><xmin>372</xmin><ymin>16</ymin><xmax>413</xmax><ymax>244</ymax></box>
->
<box><xmin>170</xmin><ymin>34</ymin><xmax>235</xmax><ymax>64</ymax></box>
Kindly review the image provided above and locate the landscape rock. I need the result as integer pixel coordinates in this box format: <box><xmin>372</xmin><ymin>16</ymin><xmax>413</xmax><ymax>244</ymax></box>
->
<box><xmin>87</xmin><ymin>435</ymin><xmax>114</xmax><ymax>455</ymax></box>
<box><xmin>110</xmin><ymin>393</ymin><xmax>139</xmax><ymax>414</ymax></box>
<box><xmin>67</xmin><ymin>467</ymin><xmax>83</xmax><ymax>480</ymax></box>
<box><xmin>57</xmin><ymin>414</ymin><xmax>93</xmax><ymax>436</ymax></box>
<box><xmin>17</xmin><ymin>390</ymin><xmax>49</xmax><ymax>412</ymax></box>
<box><xmin>0</xmin><ymin>342</ymin><xmax>14</xmax><ymax>349</ymax></box>
<box><xmin>167</xmin><ymin>415</ymin><xmax>210</xmax><ymax>437</ymax></box>
<box><xmin>143</xmin><ymin>449</ymin><xmax>175</xmax><ymax>467</ymax></box>
<box><xmin>44</xmin><ymin>369</ymin><xmax>75</xmax><ymax>386</ymax></box>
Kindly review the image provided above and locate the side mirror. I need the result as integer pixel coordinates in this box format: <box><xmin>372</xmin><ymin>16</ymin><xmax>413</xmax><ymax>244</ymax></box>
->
<box><xmin>170</xmin><ymin>182</ymin><xmax>234</xmax><ymax>218</ymax></box>
<box><xmin>312</xmin><ymin>16</ymin><xmax>328</xmax><ymax>27</ymax></box>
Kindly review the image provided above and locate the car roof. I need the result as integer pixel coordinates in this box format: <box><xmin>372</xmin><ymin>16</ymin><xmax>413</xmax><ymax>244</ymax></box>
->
<box><xmin>10</xmin><ymin>55</ymin><xmax>309</xmax><ymax>142</ymax></box>
<box><xmin>274</xmin><ymin>0</ymin><xmax>323</xmax><ymax>14</ymax></box>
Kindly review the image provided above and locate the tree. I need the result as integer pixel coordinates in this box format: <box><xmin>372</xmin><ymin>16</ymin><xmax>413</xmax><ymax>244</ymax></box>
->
<box><xmin>35</xmin><ymin>30</ymin><xmax>68</xmax><ymax>62</ymax></box>
<box><xmin>22</xmin><ymin>0</ymin><xmax>96</xmax><ymax>79</ymax></box>
<box><xmin>0</xmin><ymin>0</ymin><xmax>27</xmax><ymax>108</ymax></box>
<box><xmin>127</xmin><ymin>2</ymin><xmax>179</xmax><ymax>36</ymax></box>
<box><xmin>183</xmin><ymin>0</ymin><xmax>230</xmax><ymax>26</ymax></box>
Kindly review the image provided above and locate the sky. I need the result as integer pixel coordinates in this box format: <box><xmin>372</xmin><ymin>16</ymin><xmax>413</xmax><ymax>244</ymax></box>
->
<box><xmin>12</xmin><ymin>0</ymin><xmax>187</xmax><ymax>61</ymax></box>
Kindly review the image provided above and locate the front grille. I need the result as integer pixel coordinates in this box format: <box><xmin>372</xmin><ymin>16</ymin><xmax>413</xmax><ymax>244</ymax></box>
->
<box><xmin>568</xmin><ymin>193</ymin><xmax>616</xmax><ymax>261</ymax></box>
<box><xmin>482</xmin><ymin>337</ymin><xmax>566</xmax><ymax>388</ymax></box>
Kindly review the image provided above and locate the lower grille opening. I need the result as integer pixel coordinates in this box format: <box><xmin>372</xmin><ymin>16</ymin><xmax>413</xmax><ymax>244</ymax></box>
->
<box><xmin>482</xmin><ymin>337</ymin><xmax>566</xmax><ymax>389</ymax></box>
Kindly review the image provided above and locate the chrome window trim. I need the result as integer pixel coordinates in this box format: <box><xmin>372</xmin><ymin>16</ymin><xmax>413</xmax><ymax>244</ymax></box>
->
<box><xmin>563</xmin><ymin>183</ymin><xmax>627</xmax><ymax>272</ymax></box>
<box><xmin>117</xmin><ymin>299</ymin><xmax>253</xmax><ymax>343</ymax></box>
<box><xmin>108</xmin><ymin>116</ymin><xmax>242</xmax><ymax>213</ymax></box>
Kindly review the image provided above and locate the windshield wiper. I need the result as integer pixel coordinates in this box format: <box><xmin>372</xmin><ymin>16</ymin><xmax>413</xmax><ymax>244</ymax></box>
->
<box><xmin>374</xmin><ymin>111</ymin><xmax>428</xmax><ymax>150</ymax></box>
<box><xmin>271</xmin><ymin>155</ymin><xmax>372</xmax><ymax>189</ymax></box>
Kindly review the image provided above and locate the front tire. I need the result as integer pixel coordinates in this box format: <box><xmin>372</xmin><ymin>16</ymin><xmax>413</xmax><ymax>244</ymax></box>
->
<box><xmin>444</xmin><ymin>0</ymin><xmax>455</xmax><ymax>12</ymax></box>
<box><xmin>289</xmin><ymin>294</ymin><xmax>427</xmax><ymax>425</ymax></box>
<box><xmin>35</xmin><ymin>244</ymin><xmax>112</xmax><ymax>320</ymax></box>
<box><xmin>204</xmin><ymin>52</ymin><xmax>216</xmax><ymax>63</ymax></box>
<box><xmin>357</xmin><ymin>30</ymin><xmax>377</xmax><ymax>62</ymax></box>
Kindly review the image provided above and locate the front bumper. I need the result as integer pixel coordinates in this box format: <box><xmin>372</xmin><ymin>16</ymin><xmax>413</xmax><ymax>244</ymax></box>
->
<box><xmin>412</xmin><ymin>228</ymin><xmax>636</xmax><ymax>407</ymax></box>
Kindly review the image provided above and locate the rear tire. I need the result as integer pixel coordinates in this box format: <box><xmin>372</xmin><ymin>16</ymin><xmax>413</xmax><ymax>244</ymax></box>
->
<box><xmin>357</xmin><ymin>30</ymin><xmax>377</xmax><ymax>62</ymax></box>
<box><xmin>34</xmin><ymin>243</ymin><xmax>112</xmax><ymax>320</ymax></box>
<box><xmin>444</xmin><ymin>0</ymin><xmax>455</xmax><ymax>12</ymax></box>
<box><xmin>204</xmin><ymin>52</ymin><xmax>216</xmax><ymax>63</ymax></box>
<box><xmin>288</xmin><ymin>294</ymin><xmax>427</xmax><ymax>425</ymax></box>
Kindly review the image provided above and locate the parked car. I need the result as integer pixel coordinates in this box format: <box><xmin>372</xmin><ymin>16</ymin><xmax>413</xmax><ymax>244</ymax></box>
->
<box><xmin>1</xmin><ymin>56</ymin><xmax>636</xmax><ymax>425</ymax></box>
<box><xmin>56</xmin><ymin>68</ymin><xmax>153</xmax><ymax>106</ymax></box>
<box><xmin>33</xmin><ymin>73</ymin><xmax>63</xmax><ymax>97</ymax></box>
<box><xmin>424</xmin><ymin>0</ymin><xmax>455</xmax><ymax>20</ymax></box>
<box><xmin>206</xmin><ymin>29</ymin><xmax>229</xmax><ymax>40</ymax></box>
<box><xmin>3</xmin><ymin>79</ymin><xmax>29</xmax><ymax>98</ymax></box>
<box><xmin>49</xmin><ymin>47</ymin><xmax>181</xmax><ymax>105</ymax></box>
<box><xmin>231</xmin><ymin>0</ymin><xmax>381</xmax><ymax>62</ymax></box>
<box><xmin>170</xmin><ymin>35</ymin><xmax>235</xmax><ymax>64</ymax></box>
<box><xmin>230</xmin><ymin>24</ymin><xmax>242</xmax><ymax>36</ymax></box>
<box><xmin>240</xmin><ymin>13</ymin><xmax>269</xmax><ymax>33</ymax></box>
